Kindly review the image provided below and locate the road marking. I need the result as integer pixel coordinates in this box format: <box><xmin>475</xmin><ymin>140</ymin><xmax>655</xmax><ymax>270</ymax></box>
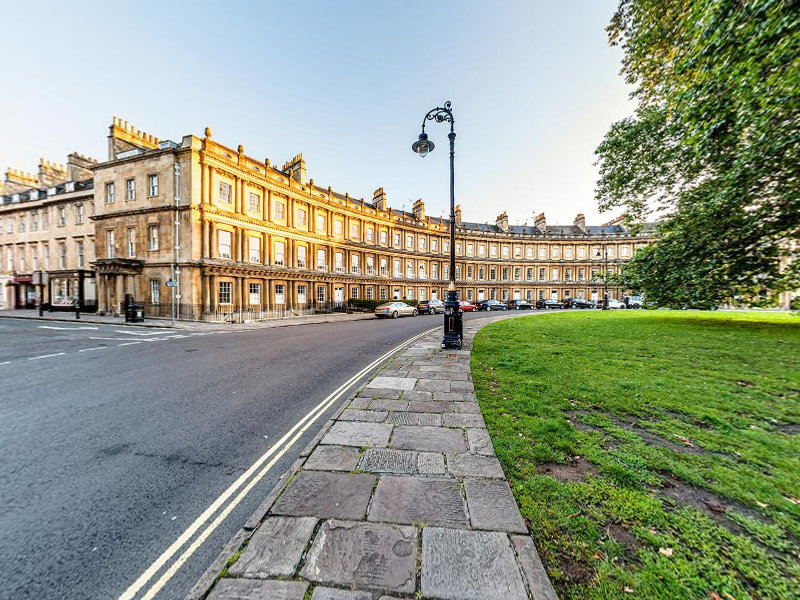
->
<box><xmin>27</xmin><ymin>352</ymin><xmax>66</xmax><ymax>360</ymax></box>
<box><xmin>79</xmin><ymin>347</ymin><xmax>108</xmax><ymax>352</ymax></box>
<box><xmin>119</xmin><ymin>326</ymin><xmax>438</xmax><ymax>600</ymax></box>
<box><xmin>114</xmin><ymin>330</ymin><xmax>170</xmax><ymax>336</ymax></box>
<box><xmin>89</xmin><ymin>336</ymin><xmax>166</xmax><ymax>342</ymax></box>
<box><xmin>39</xmin><ymin>325</ymin><xmax>99</xmax><ymax>330</ymax></box>
<box><xmin>117</xmin><ymin>342</ymin><xmax>142</xmax><ymax>346</ymax></box>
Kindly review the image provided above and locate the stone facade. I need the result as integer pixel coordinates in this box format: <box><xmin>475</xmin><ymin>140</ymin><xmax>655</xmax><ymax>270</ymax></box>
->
<box><xmin>1</xmin><ymin>117</ymin><xmax>660</xmax><ymax>318</ymax></box>
<box><xmin>88</xmin><ymin>118</ymin><xmax>658</xmax><ymax>319</ymax></box>
<box><xmin>0</xmin><ymin>155</ymin><xmax>98</xmax><ymax>310</ymax></box>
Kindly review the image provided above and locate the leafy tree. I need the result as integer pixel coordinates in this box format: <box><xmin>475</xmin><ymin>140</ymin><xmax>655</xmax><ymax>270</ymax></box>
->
<box><xmin>595</xmin><ymin>0</ymin><xmax>800</xmax><ymax>307</ymax></box>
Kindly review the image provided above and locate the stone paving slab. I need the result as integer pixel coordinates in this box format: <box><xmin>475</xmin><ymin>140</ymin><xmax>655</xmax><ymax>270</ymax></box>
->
<box><xmin>390</xmin><ymin>425</ymin><xmax>467</xmax><ymax>453</ymax></box>
<box><xmin>300</xmin><ymin>520</ymin><xmax>417</xmax><ymax>593</ymax></box>
<box><xmin>229</xmin><ymin>516</ymin><xmax>317</xmax><ymax>577</ymax></box>
<box><xmin>369</xmin><ymin>376</ymin><xmax>417</xmax><ymax>390</ymax></box>
<box><xmin>304</xmin><ymin>445</ymin><xmax>361</xmax><ymax>471</ymax></box>
<box><xmin>271</xmin><ymin>471</ymin><xmax>375</xmax><ymax>520</ymax></box>
<box><xmin>422</xmin><ymin>527</ymin><xmax>528</xmax><ymax>600</ymax></box>
<box><xmin>446</xmin><ymin>452</ymin><xmax>505</xmax><ymax>478</ymax></box>
<box><xmin>464</xmin><ymin>478</ymin><xmax>527</xmax><ymax>533</ymax></box>
<box><xmin>358</xmin><ymin>448</ymin><xmax>416</xmax><ymax>474</ymax></box>
<box><xmin>321</xmin><ymin>421</ymin><xmax>393</xmax><ymax>447</ymax></box>
<box><xmin>339</xmin><ymin>409</ymin><xmax>389</xmax><ymax>422</ymax></box>
<box><xmin>368</xmin><ymin>476</ymin><xmax>468</xmax><ymax>527</ymax></box>
<box><xmin>197</xmin><ymin>313</ymin><xmax>559</xmax><ymax>600</ymax></box>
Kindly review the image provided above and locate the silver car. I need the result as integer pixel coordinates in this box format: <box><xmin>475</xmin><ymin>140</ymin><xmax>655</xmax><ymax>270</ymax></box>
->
<box><xmin>375</xmin><ymin>302</ymin><xmax>418</xmax><ymax>319</ymax></box>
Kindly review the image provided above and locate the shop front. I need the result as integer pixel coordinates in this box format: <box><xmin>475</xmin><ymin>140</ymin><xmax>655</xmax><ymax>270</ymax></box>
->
<box><xmin>47</xmin><ymin>270</ymin><xmax>98</xmax><ymax>312</ymax></box>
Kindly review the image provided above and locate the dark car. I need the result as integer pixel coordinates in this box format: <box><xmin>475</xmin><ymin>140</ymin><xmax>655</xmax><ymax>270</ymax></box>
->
<box><xmin>417</xmin><ymin>299</ymin><xmax>445</xmax><ymax>315</ymax></box>
<box><xmin>564</xmin><ymin>297</ymin><xmax>595</xmax><ymax>309</ymax></box>
<box><xmin>536</xmin><ymin>299</ymin><xmax>565</xmax><ymax>309</ymax></box>
<box><xmin>506</xmin><ymin>299</ymin><xmax>533</xmax><ymax>310</ymax></box>
<box><xmin>477</xmin><ymin>299</ymin><xmax>508</xmax><ymax>311</ymax></box>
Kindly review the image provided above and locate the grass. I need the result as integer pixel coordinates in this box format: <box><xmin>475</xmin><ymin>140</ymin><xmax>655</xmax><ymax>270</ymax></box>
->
<box><xmin>471</xmin><ymin>310</ymin><xmax>800</xmax><ymax>600</ymax></box>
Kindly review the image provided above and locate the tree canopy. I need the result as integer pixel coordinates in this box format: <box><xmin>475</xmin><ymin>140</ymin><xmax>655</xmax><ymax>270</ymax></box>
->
<box><xmin>595</xmin><ymin>0</ymin><xmax>800</xmax><ymax>307</ymax></box>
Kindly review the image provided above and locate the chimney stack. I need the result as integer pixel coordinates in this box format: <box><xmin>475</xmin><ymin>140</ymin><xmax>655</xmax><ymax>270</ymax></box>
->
<box><xmin>496</xmin><ymin>211</ymin><xmax>509</xmax><ymax>232</ymax></box>
<box><xmin>454</xmin><ymin>204</ymin><xmax>462</xmax><ymax>224</ymax></box>
<box><xmin>574</xmin><ymin>213</ymin><xmax>585</xmax><ymax>232</ymax></box>
<box><xmin>412</xmin><ymin>199</ymin><xmax>425</xmax><ymax>221</ymax></box>
<box><xmin>373</xmin><ymin>187</ymin><xmax>387</xmax><ymax>211</ymax></box>
<box><xmin>534</xmin><ymin>212</ymin><xmax>546</xmax><ymax>231</ymax></box>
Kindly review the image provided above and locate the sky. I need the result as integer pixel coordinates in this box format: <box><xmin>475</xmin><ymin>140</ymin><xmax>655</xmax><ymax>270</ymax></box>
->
<box><xmin>0</xmin><ymin>0</ymin><xmax>634</xmax><ymax>227</ymax></box>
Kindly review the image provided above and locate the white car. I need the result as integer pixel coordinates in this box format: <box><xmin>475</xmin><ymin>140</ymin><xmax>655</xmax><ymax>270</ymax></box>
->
<box><xmin>606</xmin><ymin>298</ymin><xmax>626</xmax><ymax>309</ymax></box>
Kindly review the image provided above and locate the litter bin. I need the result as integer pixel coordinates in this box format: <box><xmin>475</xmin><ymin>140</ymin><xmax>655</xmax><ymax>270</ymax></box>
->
<box><xmin>125</xmin><ymin>303</ymin><xmax>145</xmax><ymax>323</ymax></box>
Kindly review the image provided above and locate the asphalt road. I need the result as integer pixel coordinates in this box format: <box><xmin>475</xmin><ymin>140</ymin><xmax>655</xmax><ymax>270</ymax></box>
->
<box><xmin>0</xmin><ymin>309</ymin><xmax>513</xmax><ymax>600</ymax></box>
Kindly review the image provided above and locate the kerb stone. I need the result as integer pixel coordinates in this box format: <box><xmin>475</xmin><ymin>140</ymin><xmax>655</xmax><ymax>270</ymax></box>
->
<box><xmin>300</xmin><ymin>520</ymin><xmax>417</xmax><ymax>593</ymax></box>
<box><xmin>421</xmin><ymin>528</ymin><xmax>527</xmax><ymax>600</ymax></box>
<box><xmin>512</xmin><ymin>535</ymin><xmax>559</xmax><ymax>600</ymax></box>
<box><xmin>271</xmin><ymin>471</ymin><xmax>376</xmax><ymax>520</ymax></box>
<box><xmin>466</xmin><ymin>428</ymin><xmax>496</xmax><ymax>456</ymax></box>
<box><xmin>368</xmin><ymin>476</ymin><xmax>467</xmax><ymax>527</ymax></box>
<box><xmin>207</xmin><ymin>578</ymin><xmax>308</xmax><ymax>600</ymax></box>
<box><xmin>228</xmin><ymin>516</ymin><xmax>317</xmax><ymax>577</ymax></box>
<box><xmin>310</xmin><ymin>587</ymin><xmax>372</xmax><ymax>600</ymax></box>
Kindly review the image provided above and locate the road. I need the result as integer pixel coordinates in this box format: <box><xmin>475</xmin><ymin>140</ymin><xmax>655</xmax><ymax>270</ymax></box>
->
<box><xmin>0</xmin><ymin>309</ymin><xmax>515</xmax><ymax>600</ymax></box>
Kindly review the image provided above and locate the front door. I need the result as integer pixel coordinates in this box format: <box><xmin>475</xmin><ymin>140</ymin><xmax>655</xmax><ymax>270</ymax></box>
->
<box><xmin>551</xmin><ymin>291</ymin><xmax>558</xmax><ymax>300</ymax></box>
<box><xmin>334</xmin><ymin>287</ymin><xmax>344</xmax><ymax>307</ymax></box>
<box><xmin>514</xmin><ymin>291</ymin><xmax>521</xmax><ymax>300</ymax></box>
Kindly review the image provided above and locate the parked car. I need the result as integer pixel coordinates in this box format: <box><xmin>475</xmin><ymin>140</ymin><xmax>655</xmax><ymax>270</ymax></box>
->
<box><xmin>458</xmin><ymin>300</ymin><xmax>477</xmax><ymax>312</ymax></box>
<box><xmin>624</xmin><ymin>295</ymin><xmax>643</xmax><ymax>309</ymax></box>
<box><xmin>477</xmin><ymin>299</ymin><xmax>508</xmax><ymax>311</ymax></box>
<box><xmin>564</xmin><ymin>297</ymin><xmax>595</xmax><ymax>309</ymax></box>
<box><xmin>375</xmin><ymin>302</ymin><xmax>418</xmax><ymax>318</ymax></box>
<box><xmin>506</xmin><ymin>299</ymin><xmax>533</xmax><ymax>310</ymax></box>
<box><xmin>417</xmin><ymin>299</ymin><xmax>445</xmax><ymax>315</ymax></box>
<box><xmin>606</xmin><ymin>298</ymin><xmax>626</xmax><ymax>309</ymax></box>
<box><xmin>536</xmin><ymin>299</ymin><xmax>565</xmax><ymax>309</ymax></box>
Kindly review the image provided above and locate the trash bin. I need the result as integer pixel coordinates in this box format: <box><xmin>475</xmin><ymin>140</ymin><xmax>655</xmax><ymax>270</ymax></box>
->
<box><xmin>125</xmin><ymin>303</ymin><xmax>145</xmax><ymax>323</ymax></box>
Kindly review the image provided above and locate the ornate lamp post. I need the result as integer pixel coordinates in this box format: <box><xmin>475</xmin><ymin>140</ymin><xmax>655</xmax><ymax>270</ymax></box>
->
<box><xmin>411</xmin><ymin>101</ymin><xmax>462</xmax><ymax>349</ymax></box>
<box><xmin>595</xmin><ymin>243</ymin><xmax>609</xmax><ymax>309</ymax></box>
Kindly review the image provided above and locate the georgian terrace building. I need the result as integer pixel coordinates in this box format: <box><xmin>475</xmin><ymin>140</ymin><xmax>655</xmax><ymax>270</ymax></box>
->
<box><xmin>89</xmin><ymin>118</ymin><xmax>657</xmax><ymax>319</ymax></box>
<box><xmin>0</xmin><ymin>155</ymin><xmax>98</xmax><ymax>311</ymax></box>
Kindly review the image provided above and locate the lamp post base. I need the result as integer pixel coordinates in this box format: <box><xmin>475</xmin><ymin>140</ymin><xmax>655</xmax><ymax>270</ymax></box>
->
<box><xmin>441</xmin><ymin>288</ymin><xmax>463</xmax><ymax>349</ymax></box>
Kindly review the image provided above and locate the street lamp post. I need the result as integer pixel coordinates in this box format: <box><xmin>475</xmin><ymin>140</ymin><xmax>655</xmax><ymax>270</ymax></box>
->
<box><xmin>411</xmin><ymin>101</ymin><xmax>462</xmax><ymax>349</ymax></box>
<box><xmin>595</xmin><ymin>244</ymin><xmax>609</xmax><ymax>309</ymax></box>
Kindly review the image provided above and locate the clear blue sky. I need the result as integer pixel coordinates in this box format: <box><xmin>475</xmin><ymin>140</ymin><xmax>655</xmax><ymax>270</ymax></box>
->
<box><xmin>0</xmin><ymin>0</ymin><xmax>633</xmax><ymax>226</ymax></box>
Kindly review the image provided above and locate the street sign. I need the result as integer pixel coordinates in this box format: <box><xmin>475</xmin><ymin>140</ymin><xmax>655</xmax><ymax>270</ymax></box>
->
<box><xmin>166</xmin><ymin>279</ymin><xmax>178</xmax><ymax>287</ymax></box>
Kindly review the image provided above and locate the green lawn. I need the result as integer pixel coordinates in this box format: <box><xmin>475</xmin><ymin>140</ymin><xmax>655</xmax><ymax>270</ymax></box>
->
<box><xmin>472</xmin><ymin>311</ymin><xmax>800</xmax><ymax>600</ymax></box>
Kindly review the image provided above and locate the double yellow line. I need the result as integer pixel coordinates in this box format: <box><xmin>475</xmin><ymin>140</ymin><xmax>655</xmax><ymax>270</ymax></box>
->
<box><xmin>119</xmin><ymin>327</ymin><xmax>438</xmax><ymax>600</ymax></box>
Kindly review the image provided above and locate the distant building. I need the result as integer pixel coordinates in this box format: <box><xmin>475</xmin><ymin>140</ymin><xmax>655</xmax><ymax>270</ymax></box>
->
<box><xmin>1</xmin><ymin>117</ymin><xmax>659</xmax><ymax>319</ymax></box>
<box><xmin>89</xmin><ymin>118</ymin><xmax>657</xmax><ymax>319</ymax></box>
<box><xmin>0</xmin><ymin>154</ymin><xmax>98</xmax><ymax>310</ymax></box>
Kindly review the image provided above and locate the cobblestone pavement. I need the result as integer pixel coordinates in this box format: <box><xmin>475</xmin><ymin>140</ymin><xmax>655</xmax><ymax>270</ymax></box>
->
<box><xmin>190</xmin><ymin>313</ymin><xmax>558</xmax><ymax>600</ymax></box>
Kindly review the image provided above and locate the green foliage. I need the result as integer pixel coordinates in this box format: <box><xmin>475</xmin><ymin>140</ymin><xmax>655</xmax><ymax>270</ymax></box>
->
<box><xmin>596</xmin><ymin>0</ymin><xmax>800</xmax><ymax>307</ymax></box>
<box><xmin>472</xmin><ymin>311</ymin><xmax>800</xmax><ymax>599</ymax></box>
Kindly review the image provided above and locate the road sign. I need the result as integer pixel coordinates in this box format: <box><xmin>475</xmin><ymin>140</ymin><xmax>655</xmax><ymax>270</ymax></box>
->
<box><xmin>166</xmin><ymin>279</ymin><xmax>178</xmax><ymax>287</ymax></box>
